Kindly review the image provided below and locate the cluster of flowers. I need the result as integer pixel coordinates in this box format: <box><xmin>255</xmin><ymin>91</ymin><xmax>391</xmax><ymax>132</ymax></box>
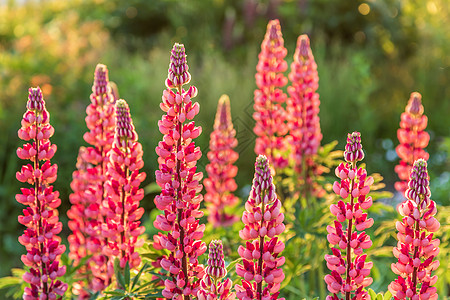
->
<box><xmin>204</xmin><ymin>95</ymin><xmax>239</xmax><ymax>227</ymax></box>
<box><xmin>395</xmin><ymin>92</ymin><xmax>429</xmax><ymax>196</ymax></box>
<box><xmin>16</xmin><ymin>87</ymin><xmax>68</xmax><ymax>299</ymax></box>
<box><xmin>324</xmin><ymin>132</ymin><xmax>374</xmax><ymax>299</ymax></box>
<box><xmin>66</xmin><ymin>65</ymin><xmax>146</xmax><ymax>295</ymax></box>
<box><xmin>152</xmin><ymin>43</ymin><xmax>207</xmax><ymax>299</ymax></box>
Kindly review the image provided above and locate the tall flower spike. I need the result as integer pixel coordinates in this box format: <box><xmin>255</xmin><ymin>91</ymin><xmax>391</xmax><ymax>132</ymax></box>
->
<box><xmin>102</xmin><ymin>99</ymin><xmax>146</xmax><ymax>271</ymax></box>
<box><xmin>198</xmin><ymin>240</ymin><xmax>236</xmax><ymax>300</ymax></box>
<box><xmin>68</xmin><ymin>64</ymin><xmax>116</xmax><ymax>292</ymax></box>
<box><xmin>253</xmin><ymin>19</ymin><xmax>289</xmax><ymax>172</ymax></box>
<box><xmin>388</xmin><ymin>159</ymin><xmax>440</xmax><ymax>300</ymax></box>
<box><xmin>325</xmin><ymin>132</ymin><xmax>374</xmax><ymax>299</ymax></box>
<box><xmin>286</xmin><ymin>34</ymin><xmax>323</xmax><ymax>197</ymax></box>
<box><xmin>235</xmin><ymin>155</ymin><xmax>286</xmax><ymax>300</ymax></box>
<box><xmin>204</xmin><ymin>95</ymin><xmax>239</xmax><ymax>227</ymax></box>
<box><xmin>153</xmin><ymin>43</ymin><xmax>206</xmax><ymax>299</ymax></box>
<box><xmin>17</xmin><ymin>87</ymin><xmax>68</xmax><ymax>299</ymax></box>
<box><xmin>395</xmin><ymin>92</ymin><xmax>429</xmax><ymax>196</ymax></box>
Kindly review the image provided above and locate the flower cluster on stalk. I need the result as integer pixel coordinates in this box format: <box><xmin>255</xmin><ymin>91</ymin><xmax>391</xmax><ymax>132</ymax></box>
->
<box><xmin>324</xmin><ymin>132</ymin><xmax>374</xmax><ymax>299</ymax></box>
<box><xmin>204</xmin><ymin>95</ymin><xmax>239</xmax><ymax>227</ymax></box>
<box><xmin>395</xmin><ymin>92</ymin><xmax>429</xmax><ymax>196</ymax></box>
<box><xmin>253</xmin><ymin>19</ymin><xmax>289</xmax><ymax>172</ymax></box>
<box><xmin>286</xmin><ymin>34</ymin><xmax>323</xmax><ymax>198</ymax></box>
<box><xmin>153</xmin><ymin>43</ymin><xmax>207</xmax><ymax>299</ymax></box>
<box><xmin>235</xmin><ymin>155</ymin><xmax>286</xmax><ymax>300</ymax></box>
<box><xmin>198</xmin><ymin>240</ymin><xmax>235</xmax><ymax>300</ymax></box>
<box><xmin>102</xmin><ymin>99</ymin><xmax>146</xmax><ymax>270</ymax></box>
<box><xmin>67</xmin><ymin>64</ymin><xmax>116</xmax><ymax>292</ymax></box>
<box><xmin>17</xmin><ymin>87</ymin><xmax>68</xmax><ymax>299</ymax></box>
<box><xmin>389</xmin><ymin>159</ymin><xmax>439</xmax><ymax>300</ymax></box>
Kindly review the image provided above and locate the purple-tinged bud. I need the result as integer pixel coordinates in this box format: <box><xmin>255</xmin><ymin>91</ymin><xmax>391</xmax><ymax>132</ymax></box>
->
<box><xmin>27</xmin><ymin>87</ymin><xmax>45</xmax><ymax>112</ymax></box>
<box><xmin>344</xmin><ymin>132</ymin><xmax>364</xmax><ymax>163</ymax></box>
<box><xmin>93</xmin><ymin>64</ymin><xmax>111</xmax><ymax>97</ymax></box>
<box><xmin>206</xmin><ymin>240</ymin><xmax>227</xmax><ymax>280</ymax></box>
<box><xmin>166</xmin><ymin>43</ymin><xmax>191</xmax><ymax>89</ymax></box>
<box><xmin>114</xmin><ymin>99</ymin><xmax>137</xmax><ymax>149</ymax></box>
<box><xmin>406</xmin><ymin>92</ymin><xmax>424</xmax><ymax>116</ymax></box>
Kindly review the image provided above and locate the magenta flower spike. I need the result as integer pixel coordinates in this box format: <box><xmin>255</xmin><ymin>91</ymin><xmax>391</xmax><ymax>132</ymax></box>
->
<box><xmin>198</xmin><ymin>240</ymin><xmax>236</xmax><ymax>300</ymax></box>
<box><xmin>324</xmin><ymin>132</ymin><xmax>374</xmax><ymax>299</ymax></box>
<box><xmin>253</xmin><ymin>19</ymin><xmax>289</xmax><ymax>172</ymax></box>
<box><xmin>204</xmin><ymin>95</ymin><xmax>239</xmax><ymax>227</ymax></box>
<box><xmin>235</xmin><ymin>155</ymin><xmax>286</xmax><ymax>300</ymax></box>
<box><xmin>395</xmin><ymin>92</ymin><xmax>429</xmax><ymax>196</ymax></box>
<box><xmin>287</xmin><ymin>35</ymin><xmax>322</xmax><ymax>179</ymax></box>
<box><xmin>67</xmin><ymin>64</ymin><xmax>116</xmax><ymax>291</ymax></box>
<box><xmin>16</xmin><ymin>87</ymin><xmax>68</xmax><ymax>299</ymax></box>
<box><xmin>102</xmin><ymin>99</ymin><xmax>146</xmax><ymax>270</ymax></box>
<box><xmin>153</xmin><ymin>43</ymin><xmax>206</xmax><ymax>299</ymax></box>
<box><xmin>388</xmin><ymin>159</ymin><xmax>440</xmax><ymax>299</ymax></box>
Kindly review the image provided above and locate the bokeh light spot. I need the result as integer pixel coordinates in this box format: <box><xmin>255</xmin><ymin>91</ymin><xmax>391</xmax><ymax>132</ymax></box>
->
<box><xmin>358</xmin><ymin>3</ymin><xmax>370</xmax><ymax>16</ymax></box>
<box><xmin>126</xmin><ymin>6</ymin><xmax>137</xmax><ymax>19</ymax></box>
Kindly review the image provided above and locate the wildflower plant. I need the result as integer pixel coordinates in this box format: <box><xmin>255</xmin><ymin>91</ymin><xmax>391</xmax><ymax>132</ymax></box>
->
<box><xmin>153</xmin><ymin>43</ymin><xmax>206</xmax><ymax>299</ymax></box>
<box><xmin>16</xmin><ymin>87</ymin><xmax>68</xmax><ymax>299</ymax></box>
<box><xmin>103</xmin><ymin>99</ymin><xmax>146</xmax><ymax>271</ymax></box>
<box><xmin>395</xmin><ymin>92</ymin><xmax>429</xmax><ymax>196</ymax></box>
<box><xmin>204</xmin><ymin>95</ymin><xmax>239</xmax><ymax>227</ymax></box>
<box><xmin>325</xmin><ymin>132</ymin><xmax>374</xmax><ymax>299</ymax></box>
<box><xmin>253</xmin><ymin>19</ymin><xmax>289</xmax><ymax>172</ymax></box>
<box><xmin>67</xmin><ymin>64</ymin><xmax>116</xmax><ymax>291</ymax></box>
<box><xmin>389</xmin><ymin>159</ymin><xmax>440</xmax><ymax>299</ymax></box>
<box><xmin>235</xmin><ymin>155</ymin><xmax>286</xmax><ymax>300</ymax></box>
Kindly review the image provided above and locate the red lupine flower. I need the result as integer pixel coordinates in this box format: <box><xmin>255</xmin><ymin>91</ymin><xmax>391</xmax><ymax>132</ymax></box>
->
<box><xmin>16</xmin><ymin>87</ymin><xmax>68</xmax><ymax>299</ymax></box>
<box><xmin>395</xmin><ymin>92</ymin><xmax>429</xmax><ymax>195</ymax></box>
<box><xmin>235</xmin><ymin>155</ymin><xmax>286</xmax><ymax>300</ymax></box>
<box><xmin>67</xmin><ymin>64</ymin><xmax>116</xmax><ymax>292</ymax></box>
<box><xmin>102</xmin><ymin>99</ymin><xmax>146</xmax><ymax>271</ymax></box>
<box><xmin>198</xmin><ymin>240</ymin><xmax>236</xmax><ymax>300</ymax></box>
<box><xmin>324</xmin><ymin>132</ymin><xmax>374</xmax><ymax>299</ymax></box>
<box><xmin>153</xmin><ymin>43</ymin><xmax>207</xmax><ymax>299</ymax></box>
<box><xmin>389</xmin><ymin>159</ymin><xmax>440</xmax><ymax>300</ymax></box>
<box><xmin>204</xmin><ymin>95</ymin><xmax>239</xmax><ymax>227</ymax></box>
<box><xmin>253</xmin><ymin>19</ymin><xmax>289</xmax><ymax>171</ymax></box>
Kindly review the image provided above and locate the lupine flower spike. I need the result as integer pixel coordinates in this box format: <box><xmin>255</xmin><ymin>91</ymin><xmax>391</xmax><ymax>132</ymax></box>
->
<box><xmin>253</xmin><ymin>19</ymin><xmax>289</xmax><ymax>171</ymax></box>
<box><xmin>325</xmin><ymin>132</ymin><xmax>374</xmax><ymax>299</ymax></box>
<box><xmin>198</xmin><ymin>240</ymin><xmax>236</xmax><ymax>300</ymax></box>
<box><xmin>102</xmin><ymin>99</ymin><xmax>146</xmax><ymax>271</ymax></box>
<box><xmin>395</xmin><ymin>92</ymin><xmax>429</xmax><ymax>196</ymax></box>
<box><xmin>204</xmin><ymin>95</ymin><xmax>239</xmax><ymax>227</ymax></box>
<box><xmin>17</xmin><ymin>87</ymin><xmax>68</xmax><ymax>299</ymax></box>
<box><xmin>388</xmin><ymin>159</ymin><xmax>440</xmax><ymax>299</ymax></box>
<box><xmin>153</xmin><ymin>43</ymin><xmax>206</xmax><ymax>299</ymax></box>
<box><xmin>287</xmin><ymin>34</ymin><xmax>323</xmax><ymax>197</ymax></box>
<box><xmin>235</xmin><ymin>155</ymin><xmax>286</xmax><ymax>300</ymax></box>
<box><xmin>67</xmin><ymin>64</ymin><xmax>116</xmax><ymax>291</ymax></box>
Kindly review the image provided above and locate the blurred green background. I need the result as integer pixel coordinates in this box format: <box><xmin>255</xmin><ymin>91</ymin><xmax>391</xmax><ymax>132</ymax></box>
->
<box><xmin>0</xmin><ymin>0</ymin><xmax>449</xmax><ymax>295</ymax></box>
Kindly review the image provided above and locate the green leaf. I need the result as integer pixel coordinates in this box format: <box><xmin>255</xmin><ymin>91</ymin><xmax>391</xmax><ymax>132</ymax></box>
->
<box><xmin>124</xmin><ymin>262</ymin><xmax>130</xmax><ymax>291</ymax></box>
<box><xmin>226</xmin><ymin>257</ymin><xmax>242</xmax><ymax>273</ymax></box>
<box><xmin>0</xmin><ymin>276</ymin><xmax>21</xmax><ymax>289</ymax></box>
<box><xmin>384</xmin><ymin>291</ymin><xmax>393</xmax><ymax>300</ymax></box>
<box><xmin>368</xmin><ymin>288</ymin><xmax>377</xmax><ymax>300</ymax></box>
<box><xmin>131</xmin><ymin>263</ymin><xmax>148</xmax><ymax>290</ymax></box>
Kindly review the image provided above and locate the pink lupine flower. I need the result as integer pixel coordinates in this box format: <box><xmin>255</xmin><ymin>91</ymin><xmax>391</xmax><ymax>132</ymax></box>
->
<box><xmin>204</xmin><ymin>95</ymin><xmax>239</xmax><ymax>227</ymax></box>
<box><xmin>324</xmin><ymin>132</ymin><xmax>374</xmax><ymax>299</ymax></box>
<box><xmin>198</xmin><ymin>240</ymin><xmax>236</xmax><ymax>300</ymax></box>
<box><xmin>102</xmin><ymin>99</ymin><xmax>146</xmax><ymax>271</ymax></box>
<box><xmin>153</xmin><ymin>43</ymin><xmax>207</xmax><ymax>299</ymax></box>
<box><xmin>235</xmin><ymin>155</ymin><xmax>286</xmax><ymax>300</ymax></box>
<box><xmin>16</xmin><ymin>87</ymin><xmax>68</xmax><ymax>299</ymax></box>
<box><xmin>388</xmin><ymin>159</ymin><xmax>440</xmax><ymax>300</ymax></box>
<box><xmin>67</xmin><ymin>64</ymin><xmax>116</xmax><ymax>291</ymax></box>
<box><xmin>395</xmin><ymin>92</ymin><xmax>429</xmax><ymax>195</ymax></box>
<box><xmin>286</xmin><ymin>34</ymin><xmax>324</xmax><ymax>193</ymax></box>
<box><xmin>253</xmin><ymin>19</ymin><xmax>289</xmax><ymax>171</ymax></box>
